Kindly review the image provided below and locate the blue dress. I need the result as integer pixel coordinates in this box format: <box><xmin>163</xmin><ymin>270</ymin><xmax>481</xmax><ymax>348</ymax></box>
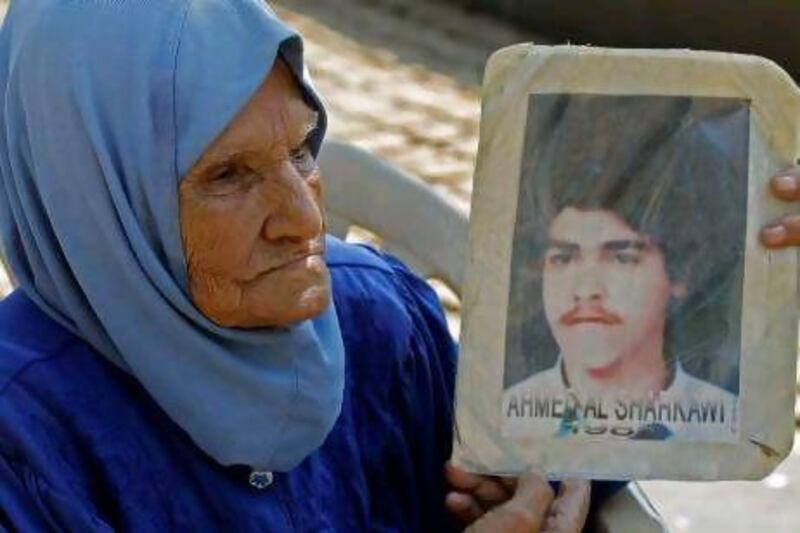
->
<box><xmin>0</xmin><ymin>237</ymin><xmax>621</xmax><ymax>531</ymax></box>
<box><xmin>0</xmin><ymin>238</ymin><xmax>459</xmax><ymax>531</ymax></box>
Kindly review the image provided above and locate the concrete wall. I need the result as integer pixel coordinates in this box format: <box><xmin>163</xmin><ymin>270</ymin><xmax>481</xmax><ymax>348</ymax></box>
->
<box><xmin>449</xmin><ymin>0</ymin><xmax>800</xmax><ymax>82</ymax></box>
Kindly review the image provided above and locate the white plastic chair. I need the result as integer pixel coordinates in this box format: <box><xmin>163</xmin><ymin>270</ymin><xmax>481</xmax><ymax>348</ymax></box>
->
<box><xmin>319</xmin><ymin>139</ymin><xmax>669</xmax><ymax>533</ymax></box>
<box><xmin>320</xmin><ymin>139</ymin><xmax>468</xmax><ymax>293</ymax></box>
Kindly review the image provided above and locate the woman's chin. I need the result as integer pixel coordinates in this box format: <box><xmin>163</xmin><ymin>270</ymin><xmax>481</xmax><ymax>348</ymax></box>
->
<box><xmin>241</xmin><ymin>281</ymin><xmax>331</xmax><ymax>329</ymax></box>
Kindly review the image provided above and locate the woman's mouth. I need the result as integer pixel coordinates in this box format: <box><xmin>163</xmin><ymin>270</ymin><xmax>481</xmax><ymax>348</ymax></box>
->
<box><xmin>244</xmin><ymin>249</ymin><xmax>325</xmax><ymax>283</ymax></box>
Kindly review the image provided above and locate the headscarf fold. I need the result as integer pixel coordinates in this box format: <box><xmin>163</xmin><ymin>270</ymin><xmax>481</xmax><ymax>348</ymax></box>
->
<box><xmin>0</xmin><ymin>0</ymin><xmax>344</xmax><ymax>473</ymax></box>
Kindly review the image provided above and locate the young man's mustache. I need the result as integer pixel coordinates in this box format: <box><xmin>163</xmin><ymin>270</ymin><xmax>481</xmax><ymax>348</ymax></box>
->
<box><xmin>560</xmin><ymin>306</ymin><xmax>623</xmax><ymax>326</ymax></box>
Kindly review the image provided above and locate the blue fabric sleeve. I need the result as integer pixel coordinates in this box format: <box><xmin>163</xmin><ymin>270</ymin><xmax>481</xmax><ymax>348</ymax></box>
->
<box><xmin>0</xmin><ymin>454</ymin><xmax>51</xmax><ymax>531</ymax></box>
<box><xmin>0</xmin><ymin>453</ymin><xmax>112</xmax><ymax>532</ymax></box>
<box><xmin>381</xmin><ymin>254</ymin><xmax>460</xmax><ymax>532</ymax></box>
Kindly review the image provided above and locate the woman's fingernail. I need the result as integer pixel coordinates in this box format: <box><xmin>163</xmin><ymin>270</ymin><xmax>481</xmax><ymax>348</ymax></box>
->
<box><xmin>774</xmin><ymin>175</ymin><xmax>797</xmax><ymax>194</ymax></box>
<box><xmin>762</xmin><ymin>225</ymin><xmax>787</xmax><ymax>244</ymax></box>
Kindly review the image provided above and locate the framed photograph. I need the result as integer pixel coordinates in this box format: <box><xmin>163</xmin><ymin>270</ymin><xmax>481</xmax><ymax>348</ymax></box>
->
<box><xmin>452</xmin><ymin>46</ymin><xmax>800</xmax><ymax>480</ymax></box>
<box><xmin>503</xmin><ymin>93</ymin><xmax>746</xmax><ymax>444</ymax></box>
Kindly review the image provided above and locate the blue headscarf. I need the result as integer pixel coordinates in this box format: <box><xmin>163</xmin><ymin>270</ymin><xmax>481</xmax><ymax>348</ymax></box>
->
<box><xmin>0</xmin><ymin>0</ymin><xmax>344</xmax><ymax>473</ymax></box>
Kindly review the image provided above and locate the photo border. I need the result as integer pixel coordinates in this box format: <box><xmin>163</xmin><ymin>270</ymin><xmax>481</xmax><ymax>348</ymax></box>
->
<box><xmin>452</xmin><ymin>45</ymin><xmax>800</xmax><ymax>480</ymax></box>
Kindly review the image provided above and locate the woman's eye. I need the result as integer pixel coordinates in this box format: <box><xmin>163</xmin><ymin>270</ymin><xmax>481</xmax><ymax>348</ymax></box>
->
<box><xmin>290</xmin><ymin>145</ymin><xmax>315</xmax><ymax>175</ymax></box>
<box><xmin>211</xmin><ymin>168</ymin><xmax>237</xmax><ymax>182</ymax></box>
<box><xmin>203</xmin><ymin>166</ymin><xmax>257</xmax><ymax>196</ymax></box>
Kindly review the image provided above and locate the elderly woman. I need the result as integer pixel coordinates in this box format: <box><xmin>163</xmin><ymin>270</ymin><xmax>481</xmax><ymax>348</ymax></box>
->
<box><xmin>0</xmin><ymin>1</ymin><xmax>797</xmax><ymax>532</ymax></box>
<box><xmin>0</xmin><ymin>1</ymin><xmax>585</xmax><ymax>531</ymax></box>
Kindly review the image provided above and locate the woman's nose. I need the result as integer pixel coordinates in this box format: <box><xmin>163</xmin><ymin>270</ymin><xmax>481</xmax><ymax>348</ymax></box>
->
<box><xmin>261</xmin><ymin>163</ymin><xmax>323</xmax><ymax>242</ymax></box>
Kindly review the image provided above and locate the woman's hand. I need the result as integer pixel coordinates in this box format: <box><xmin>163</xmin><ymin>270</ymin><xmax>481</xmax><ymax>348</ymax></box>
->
<box><xmin>445</xmin><ymin>464</ymin><xmax>519</xmax><ymax>524</ymax></box>
<box><xmin>445</xmin><ymin>465</ymin><xmax>590</xmax><ymax>532</ymax></box>
<box><xmin>761</xmin><ymin>166</ymin><xmax>800</xmax><ymax>247</ymax></box>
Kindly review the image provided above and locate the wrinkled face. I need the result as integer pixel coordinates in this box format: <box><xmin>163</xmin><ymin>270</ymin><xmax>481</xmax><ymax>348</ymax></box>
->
<box><xmin>543</xmin><ymin>208</ymin><xmax>679</xmax><ymax>380</ymax></box>
<box><xmin>180</xmin><ymin>61</ymin><xmax>328</xmax><ymax>328</ymax></box>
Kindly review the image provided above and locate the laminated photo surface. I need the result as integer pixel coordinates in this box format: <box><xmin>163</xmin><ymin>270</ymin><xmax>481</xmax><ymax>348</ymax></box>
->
<box><xmin>452</xmin><ymin>45</ymin><xmax>800</xmax><ymax>480</ymax></box>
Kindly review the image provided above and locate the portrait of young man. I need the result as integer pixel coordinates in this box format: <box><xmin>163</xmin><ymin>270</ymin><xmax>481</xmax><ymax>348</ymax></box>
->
<box><xmin>502</xmin><ymin>94</ymin><xmax>748</xmax><ymax>442</ymax></box>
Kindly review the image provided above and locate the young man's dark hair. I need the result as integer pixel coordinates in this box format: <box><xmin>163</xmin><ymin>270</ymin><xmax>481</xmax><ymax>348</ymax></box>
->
<box><xmin>504</xmin><ymin>94</ymin><xmax>749</xmax><ymax>392</ymax></box>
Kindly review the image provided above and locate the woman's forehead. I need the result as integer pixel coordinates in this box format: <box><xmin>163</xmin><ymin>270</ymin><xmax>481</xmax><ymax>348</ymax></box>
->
<box><xmin>194</xmin><ymin>62</ymin><xmax>319</xmax><ymax>166</ymax></box>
